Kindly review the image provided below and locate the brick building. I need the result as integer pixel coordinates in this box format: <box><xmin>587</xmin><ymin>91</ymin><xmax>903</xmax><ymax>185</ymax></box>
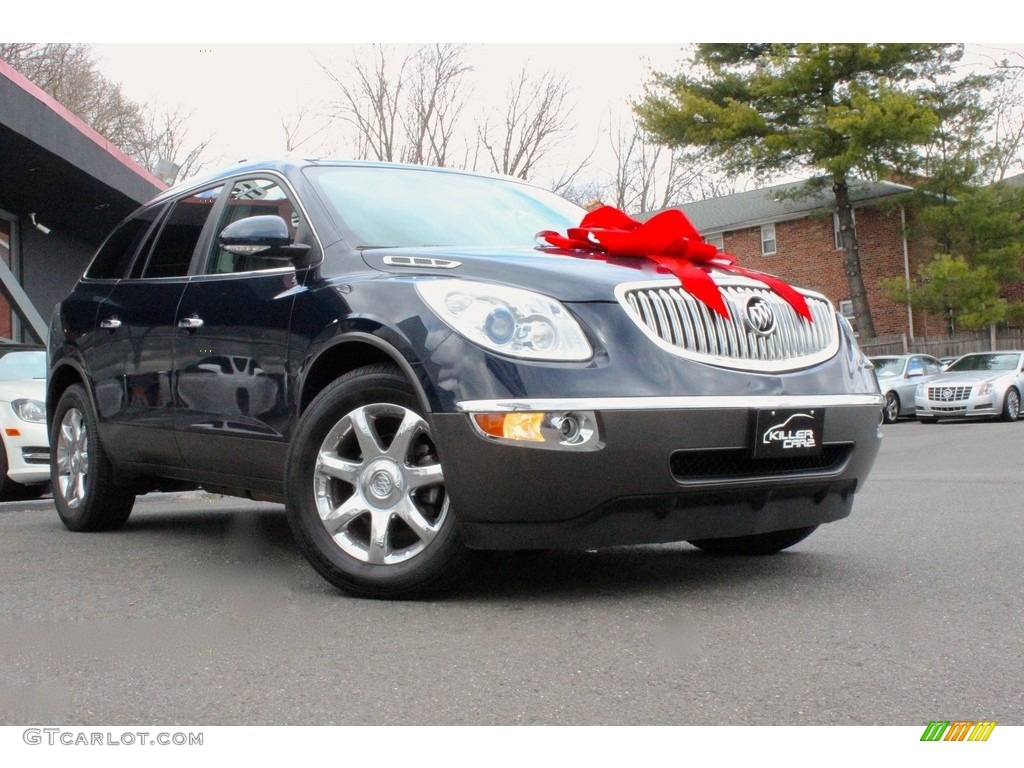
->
<box><xmin>654</xmin><ymin>179</ymin><xmax>932</xmax><ymax>340</ymax></box>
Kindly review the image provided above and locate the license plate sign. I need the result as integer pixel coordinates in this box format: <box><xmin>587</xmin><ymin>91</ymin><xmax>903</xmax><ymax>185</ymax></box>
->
<box><xmin>753</xmin><ymin>408</ymin><xmax>824</xmax><ymax>458</ymax></box>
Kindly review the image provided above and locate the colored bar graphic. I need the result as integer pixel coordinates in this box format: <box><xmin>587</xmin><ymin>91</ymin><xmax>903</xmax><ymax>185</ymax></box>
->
<box><xmin>968</xmin><ymin>721</ymin><xmax>997</xmax><ymax>742</ymax></box>
<box><xmin>944</xmin><ymin>721</ymin><xmax>973</xmax><ymax>741</ymax></box>
<box><xmin>920</xmin><ymin>720</ymin><xmax>996</xmax><ymax>742</ymax></box>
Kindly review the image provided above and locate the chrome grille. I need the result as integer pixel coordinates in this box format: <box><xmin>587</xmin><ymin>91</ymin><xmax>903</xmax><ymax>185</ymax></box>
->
<box><xmin>617</xmin><ymin>279</ymin><xmax>839</xmax><ymax>372</ymax></box>
<box><xmin>927</xmin><ymin>385</ymin><xmax>972</xmax><ymax>402</ymax></box>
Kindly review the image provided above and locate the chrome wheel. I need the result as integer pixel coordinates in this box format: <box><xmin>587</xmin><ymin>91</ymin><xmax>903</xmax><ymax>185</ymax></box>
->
<box><xmin>313</xmin><ymin>402</ymin><xmax>448</xmax><ymax>566</ymax></box>
<box><xmin>883</xmin><ymin>392</ymin><xmax>900</xmax><ymax>423</ymax></box>
<box><xmin>56</xmin><ymin>407</ymin><xmax>89</xmax><ymax>509</ymax></box>
<box><xmin>1003</xmin><ymin>388</ymin><xmax>1020</xmax><ymax>422</ymax></box>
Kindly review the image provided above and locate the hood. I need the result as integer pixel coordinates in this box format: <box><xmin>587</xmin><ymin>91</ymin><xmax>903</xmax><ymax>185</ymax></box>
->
<box><xmin>359</xmin><ymin>246</ymin><xmax>694</xmax><ymax>302</ymax></box>
<box><xmin>926</xmin><ymin>370</ymin><xmax>1007</xmax><ymax>386</ymax></box>
<box><xmin>0</xmin><ymin>378</ymin><xmax>45</xmax><ymax>402</ymax></box>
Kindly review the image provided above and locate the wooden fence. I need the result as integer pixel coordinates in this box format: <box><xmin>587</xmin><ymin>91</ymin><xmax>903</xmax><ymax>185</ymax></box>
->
<box><xmin>858</xmin><ymin>328</ymin><xmax>1024</xmax><ymax>357</ymax></box>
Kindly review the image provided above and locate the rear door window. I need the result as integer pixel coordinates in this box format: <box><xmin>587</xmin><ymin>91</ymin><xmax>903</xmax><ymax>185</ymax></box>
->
<box><xmin>132</xmin><ymin>187</ymin><xmax>223</xmax><ymax>279</ymax></box>
<box><xmin>85</xmin><ymin>204</ymin><xmax>168</xmax><ymax>280</ymax></box>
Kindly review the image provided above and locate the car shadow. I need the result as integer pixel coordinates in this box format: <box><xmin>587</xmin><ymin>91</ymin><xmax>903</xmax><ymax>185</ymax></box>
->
<box><xmin>448</xmin><ymin>545</ymin><xmax>831</xmax><ymax>602</ymax></box>
<box><xmin>40</xmin><ymin>499</ymin><xmax>839</xmax><ymax>603</ymax></box>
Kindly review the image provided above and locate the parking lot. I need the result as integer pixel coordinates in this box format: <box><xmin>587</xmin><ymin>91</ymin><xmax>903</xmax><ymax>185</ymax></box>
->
<box><xmin>0</xmin><ymin>418</ymin><xmax>1022</xmax><ymax>726</ymax></box>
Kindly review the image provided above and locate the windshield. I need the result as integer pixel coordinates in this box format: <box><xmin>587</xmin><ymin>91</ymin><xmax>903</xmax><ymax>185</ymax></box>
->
<box><xmin>0</xmin><ymin>350</ymin><xmax>46</xmax><ymax>380</ymax></box>
<box><xmin>871</xmin><ymin>357</ymin><xmax>904</xmax><ymax>376</ymax></box>
<box><xmin>947</xmin><ymin>353</ymin><xmax>1021</xmax><ymax>373</ymax></box>
<box><xmin>305</xmin><ymin>165</ymin><xmax>584</xmax><ymax>248</ymax></box>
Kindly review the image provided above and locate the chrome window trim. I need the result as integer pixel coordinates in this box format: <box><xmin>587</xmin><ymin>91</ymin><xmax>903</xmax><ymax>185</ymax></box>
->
<box><xmin>457</xmin><ymin>394</ymin><xmax>884</xmax><ymax>413</ymax></box>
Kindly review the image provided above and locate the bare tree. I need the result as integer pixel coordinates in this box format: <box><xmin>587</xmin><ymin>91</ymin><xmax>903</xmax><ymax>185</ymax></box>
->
<box><xmin>281</xmin><ymin>106</ymin><xmax>331</xmax><ymax>155</ymax></box>
<box><xmin>1</xmin><ymin>43</ymin><xmax>212</xmax><ymax>184</ymax></box>
<box><xmin>130</xmin><ymin>106</ymin><xmax>212</xmax><ymax>184</ymax></box>
<box><xmin>548</xmin><ymin>151</ymin><xmax>597</xmax><ymax>204</ymax></box>
<box><xmin>403</xmin><ymin>44</ymin><xmax>472</xmax><ymax>166</ymax></box>
<box><xmin>602</xmin><ymin>113</ymin><xmax>734</xmax><ymax>214</ymax></box>
<box><xmin>320</xmin><ymin>44</ymin><xmax>407</xmax><ymax>162</ymax></box>
<box><xmin>320</xmin><ymin>44</ymin><xmax>472</xmax><ymax>167</ymax></box>
<box><xmin>991</xmin><ymin>56</ymin><xmax>1024</xmax><ymax>181</ymax></box>
<box><xmin>1</xmin><ymin>43</ymin><xmax>147</xmax><ymax>150</ymax></box>
<box><xmin>477</xmin><ymin>65</ymin><xmax>575</xmax><ymax>181</ymax></box>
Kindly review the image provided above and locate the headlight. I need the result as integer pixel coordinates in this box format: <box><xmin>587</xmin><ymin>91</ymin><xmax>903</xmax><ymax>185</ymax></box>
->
<box><xmin>417</xmin><ymin>280</ymin><xmax>592</xmax><ymax>361</ymax></box>
<box><xmin>916</xmin><ymin>383</ymin><xmax>927</xmax><ymax>398</ymax></box>
<box><xmin>977</xmin><ymin>382</ymin><xmax>993</xmax><ymax>396</ymax></box>
<box><xmin>12</xmin><ymin>398</ymin><xmax>46</xmax><ymax>423</ymax></box>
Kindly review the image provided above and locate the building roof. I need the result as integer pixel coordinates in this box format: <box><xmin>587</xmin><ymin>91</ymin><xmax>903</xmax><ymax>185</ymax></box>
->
<box><xmin>0</xmin><ymin>58</ymin><xmax>165</xmax><ymax>243</ymax></box>
<box><xmin>647</xmin><ymin>177</ymin><xmax>914</xmax><ymax>234</ymax></box>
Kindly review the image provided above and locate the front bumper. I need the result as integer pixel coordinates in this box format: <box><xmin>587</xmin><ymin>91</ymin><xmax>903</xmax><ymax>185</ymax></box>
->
<box><xmin>1</xmin><ymin>420</ymin><xmax>50</xmax><ymax>485</ymax></box>
<box><xmin>915</xmin><ymin>390</ymin><xmax>1001</xmax><ymax>419</ymax></box>
<box><xmin>433</xmin><ymin>394</ymin><xmax>883</xmax><ymax>549</ymax></box>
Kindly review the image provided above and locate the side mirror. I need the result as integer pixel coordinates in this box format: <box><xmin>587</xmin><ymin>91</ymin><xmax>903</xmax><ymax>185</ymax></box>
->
<box><xmin>218</xmin><ymin>215</ymin><xmax>310</xmax><ymax>260</ymax></box>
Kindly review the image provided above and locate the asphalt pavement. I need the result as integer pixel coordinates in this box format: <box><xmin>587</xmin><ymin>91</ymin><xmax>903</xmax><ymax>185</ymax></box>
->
<box><xmin>1</xmin><ymin>419</ymin><xmax>1022</xmax><ymax>726</ymax></box>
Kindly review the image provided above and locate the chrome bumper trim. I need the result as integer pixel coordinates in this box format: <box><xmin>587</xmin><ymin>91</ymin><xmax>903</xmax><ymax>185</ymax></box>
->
<box><xmin>456</xmin><ymin>394</ymin><xmax>884</xmax><ymax>413</ymax></box>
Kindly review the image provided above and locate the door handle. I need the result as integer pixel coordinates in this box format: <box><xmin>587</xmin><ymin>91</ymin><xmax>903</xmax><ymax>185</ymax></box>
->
<box><xmin>99</xmin><ymin>317</ymin><xmax>122</xmax><ymax>330</ymax></box>
<box><xmin>178</xmin><ymin>315</ymin><xmax>204</xmax><ymax>330</ymax></box>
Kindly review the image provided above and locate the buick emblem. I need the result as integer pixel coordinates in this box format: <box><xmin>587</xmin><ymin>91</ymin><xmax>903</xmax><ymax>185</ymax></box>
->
<box><xmin>369</xmin><ymin>470</ymin><xmax>395</xmax><ymax>499</ymax></box>
<box><xmin>744</xmin><ymin>296</ymin><xmax>777</xmax><ymax>336</ymax></box>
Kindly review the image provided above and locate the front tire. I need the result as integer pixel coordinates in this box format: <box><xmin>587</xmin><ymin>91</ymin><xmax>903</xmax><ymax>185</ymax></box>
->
<box><xmin>50</xmin><ymin>384</ymin><xmax>135</xmax><ymax>531</ymax></box>
<box><xmin>883</xmin><ymin>391</ymin><xmax>900</xmax><ymax>424</ymax></box>
<box><xmin>688</xmin><ymin>526</ymin><xmax>818</xmax><ymax>556</ymax></box>
<box><xmin>1000</xmin><ymin>387</ymin><xmax>1020</xmax><ymax>422</ymax></box>
<box><xmin>285</xmin><ymin>365</ymin><xmax>468</xmax><ymax>599</ymax></box>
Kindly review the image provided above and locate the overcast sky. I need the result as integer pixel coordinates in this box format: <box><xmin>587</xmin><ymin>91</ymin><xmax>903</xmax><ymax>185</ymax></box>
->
<box><xmin>89</xmin><ymin>43</ymin><xmax>692</xmax><ymax>182</ymax></box>
<box><xmin>90</xmin><ymin>40</ymin><xmax>1024</xmax><ymax>187</ymax></box>
<box><xmin>9</xmin><ymin>4</ymin><xmax>1024</xmax><ymax>189</ymax></box>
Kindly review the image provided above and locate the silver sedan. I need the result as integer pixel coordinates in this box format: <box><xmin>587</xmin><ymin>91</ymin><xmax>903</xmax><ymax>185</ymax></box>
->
<box><xmin>870</xmin><ymin>354</ymin><xmax>945</xmax><ymax>423</ymax></box>
<box><xmin>914</xmin><ymin>351</ymin><xmax>1024</xmax><ymax>423</ymax></box>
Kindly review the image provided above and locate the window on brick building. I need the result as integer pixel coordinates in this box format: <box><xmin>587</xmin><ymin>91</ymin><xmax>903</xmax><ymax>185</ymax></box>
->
<box><xmin>834</xmin><ymin>210</ymin><xmax>856</xmax><ymax>250</ymax></box>
<box><xmin>760</xmin><ymin>223</ymin><xmax>776</xmax><ymax>256</ymax></box>
<box><xmin>705</xmin><ymin>233</ymin><xmax>724</xmax><ymax>252</ymax></box>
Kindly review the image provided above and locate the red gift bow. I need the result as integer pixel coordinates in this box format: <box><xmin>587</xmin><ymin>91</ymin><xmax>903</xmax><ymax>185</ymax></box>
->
<box><xmin>538</xmin><ymin>206</ymin><xmax>812</xmax><ymax>322</ymax></box>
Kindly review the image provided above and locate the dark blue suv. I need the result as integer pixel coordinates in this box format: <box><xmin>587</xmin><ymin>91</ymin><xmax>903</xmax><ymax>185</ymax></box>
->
<box><xmin>47</xmin><ymin>160</ymin><xmax>883</xmax><ymax>598</ymax></box>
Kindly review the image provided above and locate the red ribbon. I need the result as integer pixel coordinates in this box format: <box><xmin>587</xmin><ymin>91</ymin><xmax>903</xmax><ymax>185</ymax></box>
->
<box><xmin>538</xmin><ymin>206</ymin><xmax>812</xmax><ymax>322</ymax></box>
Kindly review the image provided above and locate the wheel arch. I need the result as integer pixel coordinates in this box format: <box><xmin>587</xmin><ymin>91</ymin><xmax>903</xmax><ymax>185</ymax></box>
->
<box><xmin>298</xmin><ymin>333</ymin><xmax>438</xmax><ymax>418</ymax></box>
<box><xmin>46</xmin><ymin>361</ymin><xmax>90</xmax><ymax>426</ymax></box>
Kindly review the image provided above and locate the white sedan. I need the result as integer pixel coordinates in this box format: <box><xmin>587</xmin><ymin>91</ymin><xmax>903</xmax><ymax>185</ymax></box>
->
<box><xmin>915</xmin><ymin>350</ymin><xmax>1024</xmax><ymax>423</ymax></box>
<box><xmin>0</xmin><ymin>345</ymin><xmax>49</xmax><ymax>499</ymax></box>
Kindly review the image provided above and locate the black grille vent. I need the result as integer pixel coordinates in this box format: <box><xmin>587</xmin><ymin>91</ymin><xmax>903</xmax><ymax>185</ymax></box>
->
<box><xmin>671</xmin><ymin>444</ymin><xmax>853</xmax><ymax>482</ymax></box>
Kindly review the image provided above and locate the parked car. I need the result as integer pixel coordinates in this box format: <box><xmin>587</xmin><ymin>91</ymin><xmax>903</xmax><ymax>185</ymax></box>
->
<box><xmin>869</xmin><ymin>354</ymin><xmax>945</xmax><ymax>423</ymax></box>
<box><xmin>47</xmin><ymin>160</ymin><xmax>884</xmax><ymax>598</ymax></box>
<box><xmin>915</xmin><ymin>351</ymin><xmax>1024</xmax><ymax>422</ymax></box>
<box><xmin>0</xmin><ymin>344</ymin><xmax>49</xmax><ymax>500</ymax></box>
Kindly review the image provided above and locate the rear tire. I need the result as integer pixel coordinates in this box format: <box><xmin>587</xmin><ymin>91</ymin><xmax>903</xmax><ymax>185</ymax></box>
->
<box><xmin>50</xmin><ymin>384</ymin><xmax>135</xmax><ymax>531</ymax></box>
<box><xmin>688</xmin><ymin>526</ymin><xmax>818</xmax><ymax>556</ymax></box>
<box><xmin>285</xmin><ymin>365</ymin><xmax>469</xmax><ymax>599</ymax></box>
